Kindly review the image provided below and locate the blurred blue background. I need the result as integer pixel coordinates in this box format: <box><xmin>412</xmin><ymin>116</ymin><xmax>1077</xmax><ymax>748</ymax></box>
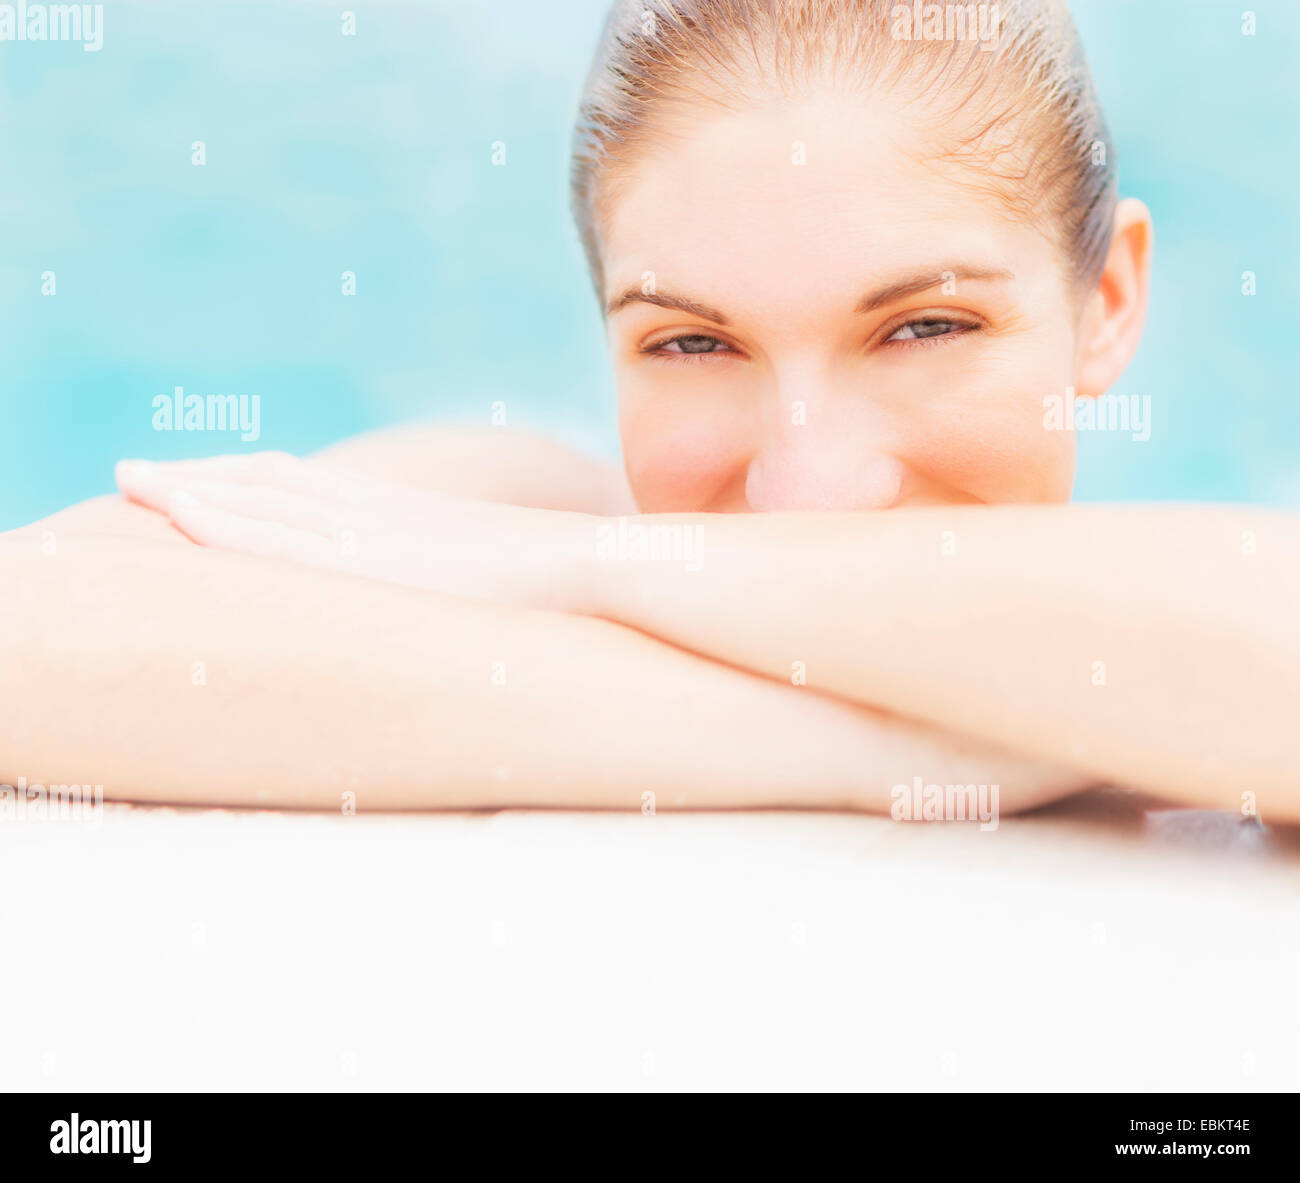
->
<box><xmin>2</xmin><ymin>0</ymin><xmax>1296</xmax><ymax>529</ymax></box>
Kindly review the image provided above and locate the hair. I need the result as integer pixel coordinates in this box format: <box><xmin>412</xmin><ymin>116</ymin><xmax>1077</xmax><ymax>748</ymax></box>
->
<box><xmin>570</xmin><ymin>0</ymin><xmax>1118</xmax><ymax>300</ymax></box>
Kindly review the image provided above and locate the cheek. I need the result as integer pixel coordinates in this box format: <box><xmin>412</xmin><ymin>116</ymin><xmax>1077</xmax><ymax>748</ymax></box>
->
<box><xmin>618</xmin><ymin>383</ymin><xmax>750</xmax><ymax>512</ymax></box>
<box><xmin>907</xmin><ymin>398</ymin><xmax>1075</xmax><ymax>502</ymax></box>
<box><xmin>895</xmin><ymin>354</ymin><xmax>1078</xmax><ymax>504</ymax></box>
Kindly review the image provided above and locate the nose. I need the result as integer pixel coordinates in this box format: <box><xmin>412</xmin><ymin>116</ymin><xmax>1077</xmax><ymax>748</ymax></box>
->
<box><xmin>744</xmin><ymin>417</ymin><xmax>905</xmax><ymax>512</ymax></box>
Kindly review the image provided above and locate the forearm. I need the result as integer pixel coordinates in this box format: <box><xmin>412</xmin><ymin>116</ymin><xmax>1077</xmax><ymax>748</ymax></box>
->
<box><xmin>585</xmin><ymin>504</ymin><xmax>1300</xmax><ymax>814</ymax></box>
<box><xmin>0</xmin><ymin>523</ymin><xmax>1073</xmax><ymax>812</ymax></box>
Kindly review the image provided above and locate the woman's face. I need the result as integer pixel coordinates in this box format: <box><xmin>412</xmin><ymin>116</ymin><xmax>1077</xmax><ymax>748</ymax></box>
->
<box><xmin>601</xmin><ymin>91</ymin><xmax>1085</xmax><ymax>512</ymax></box>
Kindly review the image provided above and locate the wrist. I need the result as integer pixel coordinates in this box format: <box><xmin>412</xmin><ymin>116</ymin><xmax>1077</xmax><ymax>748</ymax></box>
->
<box><xmin>524</xmin><ymin>509</ymin><xmax>604</xmax><ymax>616</ymax></box>
<box><xmin>575</xmin><ymin>511</ymin><xmax>709</xmax><ymax>620</ymax></box>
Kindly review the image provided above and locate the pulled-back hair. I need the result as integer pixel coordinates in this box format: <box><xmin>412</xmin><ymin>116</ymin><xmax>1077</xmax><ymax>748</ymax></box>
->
<box><xmin>571</xmin><ymin>0</ymin><xmax>1117</xmax><ymax>298</ymax></box>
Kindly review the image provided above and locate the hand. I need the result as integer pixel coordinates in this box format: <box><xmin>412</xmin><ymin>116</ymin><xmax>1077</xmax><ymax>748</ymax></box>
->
<box><xmin>114</xmin><ymin>451</ymin><xmax>593</xmax><ymax>611</ymax></box>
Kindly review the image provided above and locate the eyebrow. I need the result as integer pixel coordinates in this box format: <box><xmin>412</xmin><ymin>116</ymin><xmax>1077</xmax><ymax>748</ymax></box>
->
<box><xmin>605</xmin><ymin>265</ymin><xmax>1015</xmax><ymax>324</ymax></box>
<box><xmin>605</xmin><ymin>289</ymin><xmax>730</xmax><ymax>324</ymax></box>
<box><xmin>854</xmin><ymin>266</ymin><xmax>1015</xmax><ymax>314</ymax></box>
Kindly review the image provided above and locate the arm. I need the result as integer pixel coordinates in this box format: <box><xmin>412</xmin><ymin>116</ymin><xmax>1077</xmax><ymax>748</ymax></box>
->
<box><xmin>0</xmin><ymin>513</ymin><xmax>1081</xmax><ymax>814</ymax></box>
<box><xmin>586</xmin><ymin>503</ymin><xmax>1300</xmax><ymax>816</ymax></box>
<box><xmin>135</xmin><ymin>456</ymin><xmax>1297</xmax><ymax>813</ymax></box>
<box><xmin>314</xmin><ymin>422</ymin><xmax>636</xmax><ymax>514</ymax></box>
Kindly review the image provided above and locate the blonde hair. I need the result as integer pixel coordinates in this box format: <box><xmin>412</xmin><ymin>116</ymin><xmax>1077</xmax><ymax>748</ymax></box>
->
<box><xmin>571</xmin><ymin>0</ymin><xmax>1117</xmax><ymax>298</ymax></box>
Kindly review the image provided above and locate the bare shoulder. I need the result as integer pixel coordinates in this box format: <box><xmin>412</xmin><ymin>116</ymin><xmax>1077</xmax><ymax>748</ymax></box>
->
<box><xmin>315</xmin><ymin>423</ymin><xmax>637</xmax><ymax>514</ymax></box>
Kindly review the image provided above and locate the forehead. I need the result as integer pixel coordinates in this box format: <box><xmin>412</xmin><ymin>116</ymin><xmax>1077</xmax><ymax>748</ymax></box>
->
<box><xmin>600</xmin><ymin>91</ymin><xmax>1061</xmax><ymax>316</ymax></box>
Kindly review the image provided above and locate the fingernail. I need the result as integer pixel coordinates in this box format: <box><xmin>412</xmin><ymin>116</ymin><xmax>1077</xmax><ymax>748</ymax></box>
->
<box><xmin>169</xmin><ymin>490</ymin><xmax>201</xmax><ymax>511</ymax></box>
<box><xmin>115</xmin><ymin>459</ymin><xmax>154</xmax><ymax>483</ymax></box>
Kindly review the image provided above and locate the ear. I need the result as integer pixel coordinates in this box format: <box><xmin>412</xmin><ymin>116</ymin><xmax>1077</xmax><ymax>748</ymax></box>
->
<box><xmin>1073</xmin><ymin>197</ymin><xmax>1153</xmax><ymax>399</ymax></box>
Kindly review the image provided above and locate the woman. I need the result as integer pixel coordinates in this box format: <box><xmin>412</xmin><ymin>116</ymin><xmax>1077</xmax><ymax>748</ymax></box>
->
<box><xmin>4</xmin><ymin>0</ymin><xmax>1296</xmax><ymax>818</ymax></box>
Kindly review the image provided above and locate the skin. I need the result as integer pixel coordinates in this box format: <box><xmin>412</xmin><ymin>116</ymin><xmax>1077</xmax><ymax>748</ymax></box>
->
<box><xmin>603</xmin><ymin>90</ymin><xmax>1150</xmax><ymax>514</ymax></box>
<box><xmin>607</xmin><ymin>93</ymin><xmax>1081</xmax><ymax>512</ymax></box>
<box><xmin>4</xmin><ymin>518</ymin><xmax>1030</xmax><ymax>814</ymax></box>
<box><xmin>2</xmin><ymin>455</ymin><xmax>1081</xmax><ymax>815</ymax></box>
<box><xmin>8</xmin><ymin>76</ymin><xmax>1292</xmax><ymax>819</ymax></box>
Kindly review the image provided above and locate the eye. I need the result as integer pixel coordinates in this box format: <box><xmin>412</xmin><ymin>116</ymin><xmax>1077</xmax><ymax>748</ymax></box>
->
<box><xmin>884</xmin><ymin>317</ymin><xmax>977</xmax><ymax>345</ymax></box>
<box><xmin>645</xmin><ymin>333</ymin><xmax>737</xmax><ymax>358</ymax></box>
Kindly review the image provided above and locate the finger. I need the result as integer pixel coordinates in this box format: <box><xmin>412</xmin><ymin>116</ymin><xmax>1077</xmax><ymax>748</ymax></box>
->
<box><xmin>116</xmin><ymin>453</ymin><xmax>365</xmax><ymax>514</ymax></box>
<box><xmin>115</xmin><ymin>460</ymin><xmax>176</xmax><ymax>513</ymax></box>
<box><xmin>155</xmin><ymin>452</ymin><xmax>381</xmax><ymax>502</ymax></box>
<box><xmin>167</xmin><ymin>490</ymin><xmax>349</xmax><ymax>570</ymax></box>
<box><xmin>177</xmin><ymin>479</ymin><xmax>351</xmax><ymax>540</ymax></box>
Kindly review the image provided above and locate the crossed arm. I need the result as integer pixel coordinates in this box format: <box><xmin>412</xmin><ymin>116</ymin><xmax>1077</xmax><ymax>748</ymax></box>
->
<box><xmin>0</xmin><ymin>427</ymin><xmax>1083</xmax><ymax>814</ymax></box>
<box><xmin>583</xmin><ymin>503</ymin><xmax>1300</xmax><ymax>814</ymax></box>
<box><xmin>106</xmin><ymin>426</ymin><xmax>1300</xmax><ymax>820</ymax></box>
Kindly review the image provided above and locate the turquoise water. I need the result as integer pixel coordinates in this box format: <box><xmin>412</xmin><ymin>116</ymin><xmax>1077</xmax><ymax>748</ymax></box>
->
<box><xmin>2</xmin><ymin>0</ymin><xmax>1296</xmax><ymax>529</ymax></box>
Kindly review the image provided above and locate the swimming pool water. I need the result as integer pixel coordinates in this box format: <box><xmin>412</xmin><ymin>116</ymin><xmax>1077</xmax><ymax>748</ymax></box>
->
<box><xmin>2</xmin><ymin>0</ymin><xmax>1296</xmax><ymax>529</ymax></box>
